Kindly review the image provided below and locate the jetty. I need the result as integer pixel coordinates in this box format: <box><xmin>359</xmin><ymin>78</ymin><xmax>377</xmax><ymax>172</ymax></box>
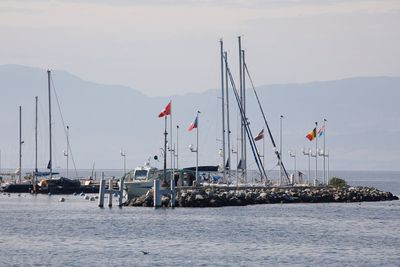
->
<box><xmin>124</xmin><ymin>185</ymin><xmax>398</xmax><ymax>208</ymax></box>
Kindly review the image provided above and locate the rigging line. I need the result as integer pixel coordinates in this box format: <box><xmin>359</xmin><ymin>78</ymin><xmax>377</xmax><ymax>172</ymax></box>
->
<box><xmin>50</xmin><ymin>76</ymin><xmax>78</xmax><ymax>178</ymax></box>
<box><xmin>244</xmin><ymin>62</ymin><xmax>290</xmax><ymax>184</ymax></box>
<box><xmin>225</xmin><ymin>62</ymin><xmax>268</xmax><ymax>181</ymax></box>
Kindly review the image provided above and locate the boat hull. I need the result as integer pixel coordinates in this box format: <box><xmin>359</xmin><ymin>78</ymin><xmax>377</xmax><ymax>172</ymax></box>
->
<box><xmin>124</xmin><ymin>180</ymin><xmax>153</xmax><ymax>199</ymax></box>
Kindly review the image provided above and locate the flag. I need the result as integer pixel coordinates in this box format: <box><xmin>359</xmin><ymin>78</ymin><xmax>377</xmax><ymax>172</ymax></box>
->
<box><xmin>47</xmin><ymin>160</ymin><xmax>52</xmax><ymax>169</ymax></box>
<box><xmin>306</xmin><ymin>127</ymin><xmax>317</xmax><ymax>141</ymax></box>
<box><xmin>317</xmin><ymin>126</ymin><xmax>325</xmax><ymax>137</ymax></box>
<box><xmin>187</xmin><ymin>117</ymin><xmax>198</xmax><ymax>131</ymax></box>
<box><xmin>158</xmin><ymin>102</ymin><xmax>171</xmax><ymax>118</ymax></box>
<box><xmin>254</xmin><ymin>129</ymin><xmax>264</xmax><ymax>141</ymax></box>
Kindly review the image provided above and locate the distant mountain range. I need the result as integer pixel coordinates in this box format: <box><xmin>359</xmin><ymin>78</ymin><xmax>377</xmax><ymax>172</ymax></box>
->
<box><xmin>1</xmin><ymin>64</ymin><xmax>399</xmax><ymax>173</ymax></box>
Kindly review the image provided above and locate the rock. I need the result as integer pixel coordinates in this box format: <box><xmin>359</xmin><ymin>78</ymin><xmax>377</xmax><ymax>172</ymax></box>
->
<box><xmin>122</xmin><ymin>185</ymin><xmax>398</xmax><ymax>208</ymax></box>
<box><xmin>195</xmin><ymin>194</ymin><xmax>204</xmax><ymax>200</ymax></box>
<box><xmin>59</xmin><ymin>197</ymin><xmax>65</xmax><ymax>202</ymax></box>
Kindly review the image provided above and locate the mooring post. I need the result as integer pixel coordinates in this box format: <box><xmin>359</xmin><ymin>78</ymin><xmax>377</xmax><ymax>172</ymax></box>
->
<box><xmin>118</xmin><ymin>177</ymin><xmax>124</xmax><ymax>207</ymax></box>
<box><xmin>108</xmin><ymin>178</ymin><xmax>113</xmax><ymax>207</ymax></box>
<box><xmin>170</xmin><ymin>177</ymin><xmax>176</xmax><ymax>207</ymax></box>
<box><xmin>154</xmin><ymin>179</ymin><xmax>161</xmax><ymax>208</ymax></box>
<box><xmin>98</xmin><ymin>172</ymin><xmax>105</xmax><ymax>208</ymax></box>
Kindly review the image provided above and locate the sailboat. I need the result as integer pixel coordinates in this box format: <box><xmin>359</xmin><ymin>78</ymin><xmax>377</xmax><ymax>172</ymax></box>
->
<box><xmin>38</xmin><ymin>70</ymin><xmax>80</xmax><ymax>194</ymax></box>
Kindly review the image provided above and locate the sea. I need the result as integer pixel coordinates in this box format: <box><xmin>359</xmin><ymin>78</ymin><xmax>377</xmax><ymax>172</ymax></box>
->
<box><xmin>0</xmin><ymin>170</ymin><xmax>399</xmax><ymax>266</ymax></box>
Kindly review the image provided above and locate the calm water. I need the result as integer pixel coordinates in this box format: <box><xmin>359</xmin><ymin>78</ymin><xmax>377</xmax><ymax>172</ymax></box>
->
<box><xmin>1</xmin><ymin>171</ymin><xmax>399</xmax><ymax>266</ymax></box>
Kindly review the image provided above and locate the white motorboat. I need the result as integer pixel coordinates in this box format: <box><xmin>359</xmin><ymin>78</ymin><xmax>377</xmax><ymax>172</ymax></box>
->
<box><xmin>122</xmin><ymin>162</ymin><xmax>161</xmax><ymax>199</ymax></box>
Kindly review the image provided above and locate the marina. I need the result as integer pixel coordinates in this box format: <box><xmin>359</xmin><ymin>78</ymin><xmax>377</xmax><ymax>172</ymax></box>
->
<box><xmin>1</xmin><ymin>171</ymin><xmax>399</xmax><ymax>266</ymax></box>
<box><xmin>1</xmin><ymin>1</ymin><xmax>400</xmax><ymax>265</ymax></box>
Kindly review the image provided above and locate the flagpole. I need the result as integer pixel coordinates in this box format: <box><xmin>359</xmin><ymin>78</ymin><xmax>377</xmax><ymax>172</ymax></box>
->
<box><xmin>170</xmin><ymin>101</ymin><xmax>173</xmax><ymax>183</ymax></box>
<box><xmin>176</xmin><ymin>125</ymin><xmax>179</xmax><ymax>170</ymax></box>
<box><xmin>323</xmin><ymin>118</ymin><xmax>327</xmax><ymax>185</ymax></box>
<box><xmin>196</xmin><ymin>111</ymin><xmax>200</xmax><ymax>184</ymax></box>
<box><xmin>163</xmin><ymin>115</ymin><xmax>167</xmax><ymax>184</ymax></box>
<box><xmin>263</xmin><ymin>128</ymin><xmax>265</xmax><ymax>179</ymax></box>
<box><xmin>315</xmin><ymin>121</ymin><xmax>318</xmax><ymax>186</ymax></box>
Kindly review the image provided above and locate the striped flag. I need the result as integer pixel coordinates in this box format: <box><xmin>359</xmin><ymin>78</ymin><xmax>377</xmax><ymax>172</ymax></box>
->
<box><xmin>187</xmin><ymin>117</ymin><xmax>198</xmax><ymax>131</ymax></box>
<box><xmin>306</xmin><ymin>127</ymin><xmax>317</xmax><ymax>141</ymax></box>
<box><xmin>317</xmin><ymin>125</ymin><xmax>325</xmax><ymax>137</ymax></box>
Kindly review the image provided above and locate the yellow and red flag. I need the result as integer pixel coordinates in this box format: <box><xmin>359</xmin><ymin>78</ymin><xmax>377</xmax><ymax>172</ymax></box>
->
<box><xmin>306</xmin><ymin>127</ymin><xmax>317</xmax><ymax>141</ymax></box>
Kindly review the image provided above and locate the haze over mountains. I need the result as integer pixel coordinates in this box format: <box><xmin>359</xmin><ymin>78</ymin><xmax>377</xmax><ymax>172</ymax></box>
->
<box><xmin>1</xmin><ymin>64</ymin><xmax>399</xmax><ymax>173</ymax></box>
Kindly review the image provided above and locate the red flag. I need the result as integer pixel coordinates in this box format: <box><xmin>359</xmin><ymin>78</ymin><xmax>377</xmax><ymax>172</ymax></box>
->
<box><xmin>254</xmin><ymin>129</ymin><xmax>264</xmax><ymax>141</ymax></box>
<box><xmin>158</xmin><ymin>102</ymin><xmax>171</xmax><ymax>118</ymax></box>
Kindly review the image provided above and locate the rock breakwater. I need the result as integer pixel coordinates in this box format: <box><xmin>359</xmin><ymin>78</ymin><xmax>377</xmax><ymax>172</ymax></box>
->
<box><xmin>124</xmin><ymin>186</ymin><xmax>399</xmax><ymax>207</ymax></box>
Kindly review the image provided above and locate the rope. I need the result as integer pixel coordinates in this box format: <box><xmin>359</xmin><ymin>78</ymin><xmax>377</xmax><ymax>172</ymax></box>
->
<box><xmin>50</xmin><ymin>75</ymin><xmax>79</xmax><ymax>178</ymax></box>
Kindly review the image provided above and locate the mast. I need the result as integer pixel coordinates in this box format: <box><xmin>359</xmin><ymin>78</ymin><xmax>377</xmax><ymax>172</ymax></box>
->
<box><xmin>19</xmin><ymin>105</ymin><xmax>22</xmax><ymax>183</ymax></box>
<box><xmin>66</xmin><ymin>125</ymin><xmax>69</xmax><ymax>177</ymax></box>
<box><xmin>224</xmin><ymin>51</ymin><xmax>231</xmax><ymax>176</ymax></box>
<box><xmin>323</xmin><ymin>119</ymin><xmax>327</xmax><ymax>185</ymax></box>
<box><xmin>280</xmin><ymin>115</ymin><xmax>283</xmax><ymax>184</ymax></box>
<box><xmin>225</xmin><ymin>59</ymin><xmax>268</xmax><ymax>181</ymax></box>
<box><xmin>243</xmin><ymin>62</ymin><xmax>291</xmax><ymax>183</ymax></box>
<box><xmin>220</xmin><ymin>39</ymin><xmax>226</xmax><ymax>181</ymax></box>
<box><xmin>48</xmin><ymin>70</ymin><xmax>52</xmax><ymax>178</ymax></box>
<box><xmin>238</xmin><ymin>36</ymin><xmax>245</xmax><ymax>181</ymax></box>
<box><xmin>242</xmin><ymin>49</ymin><xmax>247</xmax><ymax>180</ymax></box>
<box><xmin>315</xmin><ymin>121</ymin><xmax>318</xmax><ymax>186</ymax></box>
<box><xmin>35</xmin><ymin>96</ymin><xmax>38</xmax><ymax>174</ymax></box>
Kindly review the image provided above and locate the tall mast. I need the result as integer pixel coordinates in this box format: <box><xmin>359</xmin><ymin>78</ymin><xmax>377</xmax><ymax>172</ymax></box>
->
<box><xmin>66</xmin><ymin>126</ymin><xmax>69</xmax><ymax>177</ymax></box>
<box><xmin>224</xmin><ymin>51</ymin><xmax>231</xmax><ymax>176</ymax></box>
<box><xmin>243</xmin><ymin>62</ymin><xmax>291</xmax><ymax>183</ymax></box>
<box><xmin>35</xmin><ymin>96</ymin><xmax>38</xmax><ymax>173</ymax></box>
<box><xmin>315</xmin><ymin>121</ymin><xmax>318</xmax><ymax>186</ymax></box>
<box><xmin>238</xmin><ymin>36</ymin><xmax>244</xmax><ymax>181</ymax></box>
<box><xmin>19</xmin><ymin>105</ymin><xmax>22</xmax><ymax>183</ymax></box>
<box><xmin>220</xmin><ymin>39</ymin><xmax>226</xmax><ymax>181</ymax></box>
<box><xmin>48</xmin><ymin>70</ymin><xmax>52</xmax><ymax>178</ymax></box>
<box><xmin>323</xmin><ymin>119</ymin><xmax>327</xmax><ymax>185</ymax></box>
<box><xmin>242</xmin><ymin>49</ymin><xmax>247</xmax><ymax>180</ymax></box>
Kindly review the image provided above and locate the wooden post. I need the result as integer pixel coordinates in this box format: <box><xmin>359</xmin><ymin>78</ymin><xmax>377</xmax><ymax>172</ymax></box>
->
<box><xmin>154</xmin><ymin>179</ymin><xmax>161</xmax><ymax>208</ymax></box>
<box><xmin>108</xmin><ymin>178</ymin><xmax>113</xmax><ymax>207</ymax></box>
<box><xmin>118</xmin><ymin>177</ymin><xmax>124</xmax><ymax>207</ymax></box>
<box><xmin>170</xmin><ymin>177</ymin><xmax>175</xmax><ymax>207</ymax></box>
<box><xmin>98</xmin><ymin>174</ymin><xmax>105</xmax><ymax>208</ymax></box>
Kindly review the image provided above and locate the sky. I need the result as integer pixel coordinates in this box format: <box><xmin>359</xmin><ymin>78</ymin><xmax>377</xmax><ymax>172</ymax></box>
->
<box><xmin>1</xmin><ymin>0</ymin><xmax>400</xmax><ymax>96</ymax></box>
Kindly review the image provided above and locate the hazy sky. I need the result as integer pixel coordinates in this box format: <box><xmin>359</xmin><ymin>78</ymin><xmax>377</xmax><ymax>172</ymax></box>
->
<box><xmin>1</xmin><ymin>0</ymin><xmax>400</xmax><ymax>96</ymax></box>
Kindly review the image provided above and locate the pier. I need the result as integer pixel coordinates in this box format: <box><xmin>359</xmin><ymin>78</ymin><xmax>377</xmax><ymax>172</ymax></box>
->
<box><xmin>124</xmin><ymin>185</ymin><xmax>399</xmax><ymax>208</ymax></box>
